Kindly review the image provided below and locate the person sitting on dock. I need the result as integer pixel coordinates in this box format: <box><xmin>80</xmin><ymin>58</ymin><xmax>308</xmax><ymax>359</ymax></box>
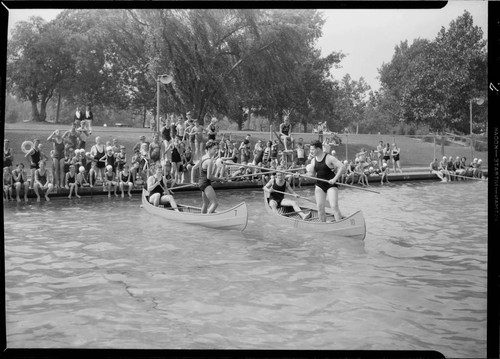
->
<box><xmin>454</xmin><ymin>156</ymin><xmax>465</xmax><ymax>179</ymax></box>
<box><xmin>263</xmin><ymin>168</ymin><xmax>311</xmax><ymax>220</ymax></box>
<box><xmin>430</xmin><ymin>158</ymin><xmax>446</xmax><ymax>181</ymax></box>
<box><xmin>147</xmin><ymin>165</ymin><xmax>179</xmax><ymax>210</ymax></box>
<box><xmin>439</xmin><ymin>156</ymin><xmax>451</xmax><ymax>181</ymax></box>
<box><xmin>380</xmin><ymin>163</ymin><xmax>390</xmax><ymax>185</ymax></box>
<box><xmin>446</xmin><ymin>156</ymin><xmax>456</xmax><ymax>181</ymax></box>
<box><xmin>473</xmin><ymin>159</ymin><xmax>484</xmax><ymax>179</ymax></box>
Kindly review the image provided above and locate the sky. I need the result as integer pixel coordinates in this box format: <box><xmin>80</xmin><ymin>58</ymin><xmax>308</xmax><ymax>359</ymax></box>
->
<box><xmin>317</xmin><ymin>2</ymin><xmax>488</xmax><ymax>90</ymax></box>
<box><xmin>4</xmin><ymin>2</ymin><xmax>489</xmax><ymax>91</ymax></box>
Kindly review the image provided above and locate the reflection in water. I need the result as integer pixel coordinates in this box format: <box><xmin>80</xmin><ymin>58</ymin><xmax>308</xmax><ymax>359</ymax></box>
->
<box><xmin>4</xmin><ymin>181</ymin><xmax>487</xmax><ymax>356</ymax></box>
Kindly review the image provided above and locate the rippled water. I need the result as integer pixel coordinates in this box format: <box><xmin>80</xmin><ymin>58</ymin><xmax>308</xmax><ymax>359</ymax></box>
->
<box><xmin>3</xmin><ymin>180</ymin><xmax>487</xmax><ymax>357</ymax></box>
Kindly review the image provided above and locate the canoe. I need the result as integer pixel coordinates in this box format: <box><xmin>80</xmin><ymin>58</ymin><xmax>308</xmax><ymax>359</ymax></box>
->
<box><xmin>142</xmin><ymin>189</ymin><xmax>248</xmax><ymax>231</ymax></box>
<box><xmin>263</xmin><ymin>192</ymin><xmax>366</xmax><ymax>240</ymax></box>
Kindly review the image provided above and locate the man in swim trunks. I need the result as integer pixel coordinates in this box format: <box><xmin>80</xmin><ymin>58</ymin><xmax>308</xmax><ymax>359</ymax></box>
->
<box><xmin>306</xmin><ymin>140</ymin><xmax>345</xmax><ymax>222</ymax></box>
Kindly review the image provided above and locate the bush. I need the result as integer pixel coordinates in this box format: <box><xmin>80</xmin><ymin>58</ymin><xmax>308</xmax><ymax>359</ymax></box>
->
<box><xmin>474</xmin><ymin>140</ymin><xmax>487</xmax><ymax>152</ymax></box>
<box><xmin>421</xmin><ymin>135</ymin><xmax>435</xmax><ymax>143</ymax></box>
<box><xmin>5</xmin><ymin>109</ymin><xmax>18</xmax><ymax>123</ymax></box>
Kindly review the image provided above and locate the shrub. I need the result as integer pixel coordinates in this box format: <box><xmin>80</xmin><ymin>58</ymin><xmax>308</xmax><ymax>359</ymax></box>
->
<box><xmin>5</xmin><ymin>109</ymin><xmax>18</xmax><ymax>123</ymax></box>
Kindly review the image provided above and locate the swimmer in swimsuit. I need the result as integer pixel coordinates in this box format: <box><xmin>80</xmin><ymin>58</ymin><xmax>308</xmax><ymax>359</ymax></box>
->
<box><xmin>34</xmin><ymin>160</ymin><xmax>54</xmax><ymax>201</ymax></box>
<box><xmin>306</xmin><ymin>140</ymin><xmax>345</xmax><ymax>222</ymax></box>
<box><xmin>191</xmin><ymin>140</ymin><xmax>221</xmax><ymax>214</ymax></box>
<box><xmin>263</xmin><ymin>168</ymin><xmax>311</xmax><ymax>220</ymax></box>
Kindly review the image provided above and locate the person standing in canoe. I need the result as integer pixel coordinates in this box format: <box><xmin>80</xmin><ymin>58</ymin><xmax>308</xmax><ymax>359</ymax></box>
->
<box><xmin>263</xmin><ymin>168</ymin><xmax>311</xmax><ymax>220</ymax></box>
<box><xmin>306</xmin><ymin>140</ymin><xmax>345</xmax><ymax>222</ymax></box>
<box><xmin>191</xmin><ymin>140</ymin><xmax>221</xmax><ymax>214</ymax></box>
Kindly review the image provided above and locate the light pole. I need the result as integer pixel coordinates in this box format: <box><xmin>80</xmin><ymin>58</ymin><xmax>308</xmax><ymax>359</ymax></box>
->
<box><xmin>157</xmin><ymin>74</ymin><xmax>173</xmax><ymax>133</ymax></box>
<box><xmin>469</xmin><ymin>97</ymin><xmax>484</xmax><ymax>161</ymax></box>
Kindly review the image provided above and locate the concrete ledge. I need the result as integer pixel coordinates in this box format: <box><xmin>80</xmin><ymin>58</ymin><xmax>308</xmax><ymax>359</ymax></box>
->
<box><xmin>5</xmin><ymin>170</ymin><xmax>487</xmax><ymax>201</ymax></box>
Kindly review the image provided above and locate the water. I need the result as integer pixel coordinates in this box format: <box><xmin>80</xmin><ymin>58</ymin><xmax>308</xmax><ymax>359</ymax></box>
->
<box><xmin>3</xmin><ymin>180</ymin><xmax>487</xmax><ymax>357</ymax></box>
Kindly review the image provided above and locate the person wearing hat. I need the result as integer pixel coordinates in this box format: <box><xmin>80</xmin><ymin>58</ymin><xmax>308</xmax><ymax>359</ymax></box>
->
<box><xmin>306</xmin><ymin>140</ymin><xmax>345</xmax><ymax>222</ymax></box>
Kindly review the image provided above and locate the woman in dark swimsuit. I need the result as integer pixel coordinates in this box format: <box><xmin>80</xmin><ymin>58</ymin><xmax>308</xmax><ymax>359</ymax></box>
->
<box><xmin>47</xmin><ymin>129</ymin><xmax>66</xmax><ymax>188</ymax></box>
<box><xmin>90</xmin><ymin>136</ymin><xmax>106</xmax><ymax>182</ymax></box>
<box><xmin>34</xmin><ymin>160</ymin><xmax>53</xmax><ymax>202</ymax></box>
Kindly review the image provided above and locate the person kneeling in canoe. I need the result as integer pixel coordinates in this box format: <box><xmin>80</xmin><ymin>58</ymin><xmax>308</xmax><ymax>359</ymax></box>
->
<box><xmin>147</xmin><ymin>165</ymin><xmax>179</xmax><ymax>211</ymax></box>
<box><xmin>263</xmin><ymin>168</ymin><xmax>311</xmax><ymax>220</ymax></box>
<box><xmin>306</xmin><ymin>140</ymin><xmax>345</xmax><ymax>222</ymax></box>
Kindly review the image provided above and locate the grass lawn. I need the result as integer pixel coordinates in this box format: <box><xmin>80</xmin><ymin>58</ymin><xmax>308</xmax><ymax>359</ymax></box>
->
<box><xmin>3</xmin><ymin>122</ymin><xmax>488</xmax><ymax>168</ymax></box>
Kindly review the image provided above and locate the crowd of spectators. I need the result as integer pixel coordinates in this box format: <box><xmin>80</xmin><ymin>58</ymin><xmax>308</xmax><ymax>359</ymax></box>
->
<box><xmin>2</xmin><ymin>111</ymin><xmax>487</xmax><ymax>202</ymax></box>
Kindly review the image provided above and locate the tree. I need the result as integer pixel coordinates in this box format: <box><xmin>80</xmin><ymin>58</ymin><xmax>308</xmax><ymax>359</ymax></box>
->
<box><xmin>334</xmin><ymin>75</ymin><xmax>370</xmax><ymax>134</ymax></box>
<box><xmin>7</xmin><ymin>17</ymin><xmax>74</xmax><ymax>122</ymax></box>
<box><xmin>378</xmin><ymin>11</ymin><xmax>487</xmax><ymax>137</ymax></box>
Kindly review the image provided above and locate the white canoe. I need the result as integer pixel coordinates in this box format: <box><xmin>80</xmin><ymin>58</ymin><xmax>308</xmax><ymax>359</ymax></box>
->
<box><xmin>263</xmin><ymin>192</ymin><xmax>366</xmax><ymax>240</ymax></box>
<box><xmin>142</xmin><ymin>189</ymin><xmax>248</xmax><ymax>231</ymax></box>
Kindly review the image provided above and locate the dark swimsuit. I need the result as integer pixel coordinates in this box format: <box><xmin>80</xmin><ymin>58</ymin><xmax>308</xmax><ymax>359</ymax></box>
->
<box><xmin>392</xmin><ymin>149</ymin><xmax>400</xmax><ymax>162</ymax></box>
<box><xmin>3</xmin><ymin>148</ymin><xmax>13</xmax><ymax>168</ymax></box>
<box><xmin>67</xmin><ymin>172</ymin><xmax>76</xmax><ymax>184</ymax></box>
<box><xmin>208</xmin><ymin>124</ymin><xmax>216</xmax><ymax>141</ymax></box>
<box><xmin>162</xmin><ymin>127</ymin><xmax>171</xmax><ymax>142</ymax></box>
<box><xmin>314</xmin><ymin>154</ymin><xmax>337</xmax><ymax>193</ymax></box>
<box><xmin>121</xmin><ymin>172</ymin><xmax>130</xmax><ymax>182</ymax></box>
<box><xmin>54</xmin><ymin>140</ymin><xmax>65</xmax><ymax>160</ymax></box>
<box><xmin>171</xmin><ymin>146</ymin><xmax>181</xmax><ymax>163</ymax></box>
<box><xmin>149</xmin><ymin>177</ymin><xmax>166</xmax><ymax>196</ymax></box>
<box><xmin>30</xmin><ymin>149</ymin><xmax>41</xmax><ymax>169</ymax></box>
<box><xmin>281</xmin><ymin>124</ymin><xmax>290</xmax><ymax>136</ymax></box>
<box><xmin>94</xmin><ymin>145</ymin><xmax>106</xmax><ymax>168</ymax></box>
<box><xmin>268</xmin><ymin>178</ymin><xmax>287</xmax><ymax>207</ymax></box>
<box><xmin>37</xmin><ymin>170</ymin><xmax>48</xmax><ymax>186</ymax></box>
<box><xmin>198</xmin><ymin>158</ymin><xmax>212</xmax><ymax>192</ymax></box>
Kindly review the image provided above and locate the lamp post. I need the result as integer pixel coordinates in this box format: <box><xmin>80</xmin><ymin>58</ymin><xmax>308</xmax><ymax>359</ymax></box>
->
<box><xmin>156</xmin><ymin>74</ymin><xmax>173</xmax><ymax>133</ymax></box>
<box><xmin>469</xmin><ymin>97</ymin><xmax>484</xmax><ymax>161</ymax></box>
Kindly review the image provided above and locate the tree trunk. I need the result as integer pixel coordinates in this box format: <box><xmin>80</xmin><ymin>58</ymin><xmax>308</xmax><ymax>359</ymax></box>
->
<box><xmin>142</xmin><ymin>106</ymin><xmax>147</xmax><ymax>128</ymax></box>
<box><xmin>31</xmin><ymin>100</ymin><xmax>40</xmax><ymax>122</ymax></box>
<box><xmin>39</xmin><ymin>99</ymin><xmax>48</xmax><ymax>122</ymax></box>
<box><xmin>55</xmin><ymin>92</ymin><xmax>61</xmax><ymax>124</ymax></box>
<box><xmin>440</xmin><ymin>131</ymin><xmax>446</xmax><ymax>157</ymax></box>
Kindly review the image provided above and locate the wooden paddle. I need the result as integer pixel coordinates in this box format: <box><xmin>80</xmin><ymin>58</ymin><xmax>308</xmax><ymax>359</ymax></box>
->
<box><xmin>451</xmin><ymin>174</ymin><xmax>485</xmax><ymax>181</ymax></box>
<box><xmin>266</xmin><ymin>188</ymin><xmax>316</xmax><ymax>204</ymax></box>
<box><xmin>169</xmin><ymin>183</ymin><xmax>197</xmax><ymax>191</ymax></box>
<box><xmin>235</xmin><ymin>162</ymin><xmax>380</xmax><ymax>194</ymax></box>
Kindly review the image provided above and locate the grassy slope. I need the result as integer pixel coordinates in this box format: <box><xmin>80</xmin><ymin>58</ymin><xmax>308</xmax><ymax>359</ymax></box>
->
<box><xmin>3</xmin><ymin>122</ymin><xmax>488</xmax><ymax>168</ymax></box>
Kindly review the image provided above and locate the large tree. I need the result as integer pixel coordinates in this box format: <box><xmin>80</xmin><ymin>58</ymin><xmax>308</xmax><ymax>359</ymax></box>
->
<box><xmin>378</xmin><ymin>11</ymin><xmax>487</xmax><ymax>135</ymax></box>
<box><xmin>7</xmin><ymin>17</ymin><xmax>74</xmax><ymax>122</ymax></box>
